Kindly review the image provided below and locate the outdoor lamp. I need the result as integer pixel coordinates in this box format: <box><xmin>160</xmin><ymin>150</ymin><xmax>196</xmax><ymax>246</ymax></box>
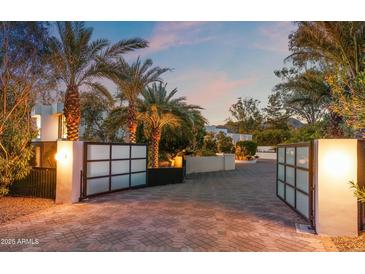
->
<box><xmin>55</xmin><ymin>148</ymin><xmax>68</xmax><ymax>163</ymax></box>
<box><xmin>322</xmin><ymin>150</ymin><xmax>352</xmax><ymax>179</ymax></box>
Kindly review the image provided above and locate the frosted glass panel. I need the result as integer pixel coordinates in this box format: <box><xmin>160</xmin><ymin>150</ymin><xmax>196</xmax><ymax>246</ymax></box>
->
<box><xmin>286</xmin><ymin>166</ymin><xmax>295</xmax><ymax>186</ymax></box>
<box><xmin>112</xmin><ymin>145</ymin><xmax>130</xmax><ymax>159</ymax></box>
<box><xmin>286</xmin><ymin>147</ymin><xmax>295</xmax><ymax>165</ymax></box>
<box><xmin>88</xmin><ymin>145</ymin><xmax>109</xmax><ymax>160</ymax></box>
<box><xmin>278</xmin><ymin>164</ymin><xmax>285</xmax><ymax>181</ymax></box>
<box><xmin>296</xmin><ymin>191</ymin><xmax>309</xmax><ymax>218</ymax></box>
<box><xmin>87</xmin><ymin>177</ymin><xmax>109</xmax><ymax>195</ymax></box>
<box><xmin>296</xmin><ymin>147</ymin><xmax>309</xmax><ymax>168</ymax></box>
<box><xmin>278</xmin><ymin>148</ymin><xmax>285</xmax><ymax>163</ymax></box>
<box><xmin>131</xmin><ymin>159</ymin><xmax>146</xmax><ymax>172</ymax></box>
<box><xmin>87</xmin><ymin>162</ymin><xmax>109</xmax><ymax>177</ymax></box>
<box><xmin>131</xmin><ymin>172</ymin><xmax>146</xmax><ymax>186</ymax></box>
<box><xmin>111</xmin><ymin>175</ymin><xmax>130</xmax><ymax>190</ymax></box>
<box><xmin>111</xmin><ymin>160</ymin><xmax>129</xmax><ymax>175</ymax></box>
<box><xmin>296</xmin><ymin>169</ymin><xmax>309</xmax><ymax>193</ymax></box>
<box><xmin>131</xmin><ymin>146</ymin><xmax>146</xmax><ymax>158</ymax></box>
<box><xmin>277</xmin><ymin>181</ymin><xmax>285</xmax><ymax>198</ymax></box>
<box><xmin>285</xmin><ymin>185</ymin><xmax>295</xmax><ymax>206</ymax></box>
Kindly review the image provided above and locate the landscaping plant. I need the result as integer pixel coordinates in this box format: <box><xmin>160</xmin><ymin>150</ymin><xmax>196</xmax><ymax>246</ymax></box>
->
<box><xmin>235</xmin><ymin>141</ymin><xmax>257</xmax><ymax>160</ymax></box>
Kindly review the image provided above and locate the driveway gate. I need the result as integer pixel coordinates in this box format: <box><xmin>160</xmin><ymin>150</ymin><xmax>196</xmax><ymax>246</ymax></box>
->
<box><xmin>81</xmin><ymin>142</ymin><xmax>147</xmax><ymax>198</ymax></box>
<box><xmin>276</xmin><ymin>142</ymin><xmax>314</xmax><ymax>225</ymax></box>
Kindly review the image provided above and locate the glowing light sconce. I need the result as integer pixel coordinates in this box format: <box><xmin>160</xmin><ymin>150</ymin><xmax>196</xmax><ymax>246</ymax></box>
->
<box><xmin>323</xmin><ymin>150</ymin><xmax>352</xmax><ymax>178</ymax></box>
<box><xmin>55</xmin><ymin>149</ymin><xmax>69</xmax><ymax>163</ymax></box>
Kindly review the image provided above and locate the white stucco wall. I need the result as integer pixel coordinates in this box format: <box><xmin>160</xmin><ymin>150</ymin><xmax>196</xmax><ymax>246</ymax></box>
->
<box><xmin>186</xmin><ymin>154</ymin><xmax>235</xmax><ymax>174</ymax></box>
<box><xmin>55</xmin><ymin>141</ymin><xmax>83</xmax><ymax>204</ymax></box>
<box><xmin>41</xmin><ymin>113</ymin><xmax>59</xmax><ymax>141</ymax></box>
<box><xmin>314</xmin><ymin>139</ymin><xmax>359</xmax><ymax>236</ymax></box>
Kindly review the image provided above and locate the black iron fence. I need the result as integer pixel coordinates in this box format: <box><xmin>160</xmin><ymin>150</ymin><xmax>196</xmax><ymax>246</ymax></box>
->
<box><xmin>9</xmin><ymin>167</ymin><xmax>56</xmax><ymax>199</ymax></box>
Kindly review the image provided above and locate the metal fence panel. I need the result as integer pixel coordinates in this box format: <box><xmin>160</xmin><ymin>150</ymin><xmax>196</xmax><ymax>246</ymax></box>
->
<box><xmin>276</xmin><ymin>142</ymin><xmax>314</xmax><ymax>225</ymax></box>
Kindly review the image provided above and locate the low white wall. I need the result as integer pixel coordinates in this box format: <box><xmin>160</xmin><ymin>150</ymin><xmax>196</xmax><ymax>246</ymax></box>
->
<box><xmin>256</xmin><ymin>152</ymin><xmax>277</xmax><ymax>160</ymax></box>
<box><xmin>186</xmin><ymin>154</ymin><xmax>235</xmax><ymax>174</ymax></box>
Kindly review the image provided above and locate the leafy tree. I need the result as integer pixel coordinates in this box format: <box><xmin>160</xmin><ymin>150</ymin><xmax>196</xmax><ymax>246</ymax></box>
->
<box><xmin>48</xmin><ymin>22</ymin><xmax>148</xmax><ymax>141</ymax></box>
<box><xmin>106</xmin><ymin>58</ymin><xmax>169</xmax><ymax>143</ymax></box>
<box><xmin>287</xmin><ymin>21</ymin><xmax>365</xmax><ymax>137</ymax></box>
<box><xmin>228</xmin><ymin>97</ymin><xmax>263</xmax><ymax>134</ymax></box>
<box><xmin>273</xmin><ymin>68</ymin><xmax>331</xmax><ymax>125</ymax></box>
<box><xmin>215</xmin><ymin>132</ymin><xmax>234</xmax><ymax>153</ymax></box>
<box><xmin>0</xmin><ymin>22</ymin><xmax>51</xmax><ymax>195</ymax></box>
<box><xmin>264</xmin><ymin>91</ymin><xmax>291</xmax><ymax>130</ymax></box>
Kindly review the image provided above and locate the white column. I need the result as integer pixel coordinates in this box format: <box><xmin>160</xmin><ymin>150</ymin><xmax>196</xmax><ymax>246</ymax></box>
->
<box><xmin>55</xmin><ymin>141</ymin><xmax>84</xmax><ymax>204</ymax></box>
<box><xmin>314</xmin><ymin>139</ymin><xmax>358</xmax><ymax>236</ymax></box>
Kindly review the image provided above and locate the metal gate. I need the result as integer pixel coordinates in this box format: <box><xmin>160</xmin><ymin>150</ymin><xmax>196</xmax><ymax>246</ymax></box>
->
<box><xmin>81</xmin><ymin>142</ymin><xmax>148</xmax><ymax>199</ymax></box>
<box><xmin>276</xmin><ymin>142</ymin><xmax>314</xmax><ymax>225</ymax></box>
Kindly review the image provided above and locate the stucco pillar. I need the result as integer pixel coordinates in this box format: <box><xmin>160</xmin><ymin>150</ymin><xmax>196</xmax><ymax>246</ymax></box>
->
<box><xmin>314</xmin><ymin>139</ymin><xmax>359</xmax><ymax>236</ymax></box>
<box><xmin>55</xmin><ymin>141</ymin><xmax>84</xmax><ymax>204</ymax></box>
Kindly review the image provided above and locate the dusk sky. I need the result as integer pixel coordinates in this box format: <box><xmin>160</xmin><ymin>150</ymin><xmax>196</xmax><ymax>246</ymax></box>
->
<box><xmin>86</xmin><ymin>22</ymin><xmax>297</xmax><ymax>125</ymax></box>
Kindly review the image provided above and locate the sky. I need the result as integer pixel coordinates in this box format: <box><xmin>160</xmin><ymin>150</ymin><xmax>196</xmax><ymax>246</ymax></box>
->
<box><xmin>86</xmin><ymin>22</ymin><xmax>297</xmax><ymax>125</ymax></box>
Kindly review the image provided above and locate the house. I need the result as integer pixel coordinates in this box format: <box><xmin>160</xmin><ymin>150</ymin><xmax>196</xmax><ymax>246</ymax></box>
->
<box><xmin>31</xmin><ymin>103</ymin><xmax>67</xmax><ymax>141</ymax></box>
<box><xmin>204</xmin><ymin>125</ymin><xmax>252</xmax><ymax>144</ymax></box>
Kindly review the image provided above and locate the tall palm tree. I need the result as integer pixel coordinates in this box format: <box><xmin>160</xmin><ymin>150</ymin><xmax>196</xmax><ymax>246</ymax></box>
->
<box><xmin>106</xmin><ymin>57</ymin><xmax>170</xmax><ymax>143</ymax></box>
<box><xmin>48</xmin><ymin>22</ymin><xmax>148</xmax><ymax>140</ymax></box>
<box><xmin>138</xmin><ymin>83</ymin><xmax>203</xmax><ymax>168</ymax></box>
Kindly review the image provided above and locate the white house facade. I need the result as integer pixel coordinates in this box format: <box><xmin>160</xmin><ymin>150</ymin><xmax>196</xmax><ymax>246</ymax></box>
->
<box><xmin>205</xmin><ymin>125</ymin><xmax>252</xmax><ymax>143</ymax></box>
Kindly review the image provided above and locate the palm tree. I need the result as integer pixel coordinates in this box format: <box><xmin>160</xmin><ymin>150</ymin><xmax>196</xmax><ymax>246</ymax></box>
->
<box><xmin>106</xmin><ymin>57</ymin><xmax>170</xmax><ymax>143</ymax></box>
<box><xmin>138</xmin><ymin>83</ymin><xmax>203</xmax><ymax>168</ymax></box>
<box><xmin>48</xmin><ymin>22</ymin><xmax>148</xmax><ymax>140</ymax></box>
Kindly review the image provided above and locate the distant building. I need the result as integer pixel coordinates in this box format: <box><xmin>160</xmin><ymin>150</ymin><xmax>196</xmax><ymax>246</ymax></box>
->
<box><xmin>204</xmin><ymin>125</ymin><xmax>252</xmax><ymax>144</ymax></box>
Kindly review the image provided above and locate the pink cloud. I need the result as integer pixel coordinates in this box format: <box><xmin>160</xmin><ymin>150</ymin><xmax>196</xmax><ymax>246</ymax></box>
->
<box><xmin>253</xmin><ymin>22</ymin><xmax>297</xmax><ymax>53</ymax></box>
<box><xmin>167</xmin><ymin>69</ymin><xmax>258</xmax><ymax>124</ymax></box>
<box><xmin>133</xmin><ymin>22</ymin><xmax>215</xmax><ymax>56</ymax></box>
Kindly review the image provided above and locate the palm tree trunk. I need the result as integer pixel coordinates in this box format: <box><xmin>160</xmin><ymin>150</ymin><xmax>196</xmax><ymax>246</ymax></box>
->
<box><xmin>64</xmin><ymin>84</ymin><xmax>81</xmax><ymax>141</ymax></box>
<box><xmin>128</xmin><ymin>101</ymin><xmax>137</xmax><ymax>143</ymax></box>
<box><xmin>151</xmin><ymin>128</ymin><xmax>161</xmax><ymax>168</ymax></box>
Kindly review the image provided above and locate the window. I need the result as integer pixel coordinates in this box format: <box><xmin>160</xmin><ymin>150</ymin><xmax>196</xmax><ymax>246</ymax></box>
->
<box><xmin>30</xmin><ymin>142</ymin><xmax>57</xmax><ymax>168</ymax></box>
<box><xmin>58</xmin><ymin>115</ymin><xmax>67</xmax><ymax>139</ymax></box>
<box><xmin>32</xmin><ymin>115</ymin><xmax>41</xmax><ymax>139</ymax></box>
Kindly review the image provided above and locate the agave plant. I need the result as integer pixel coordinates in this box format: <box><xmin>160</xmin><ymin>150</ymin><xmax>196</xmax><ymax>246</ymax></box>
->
<box><xmin>138</xmin><ymin>83</ymin><xmax>204</xmax><ymax>168</ymax></box>
<box><xmin>48</xmin><ymin>22</ymin><xmax>148</xmax><ymax>140</ymax></box>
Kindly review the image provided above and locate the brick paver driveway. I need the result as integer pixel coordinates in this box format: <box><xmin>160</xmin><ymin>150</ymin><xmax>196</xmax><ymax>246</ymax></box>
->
<box><xmin>0</xmin><ymin>160</ymin><xmax>336</xmax><ymax>251</ymax></box>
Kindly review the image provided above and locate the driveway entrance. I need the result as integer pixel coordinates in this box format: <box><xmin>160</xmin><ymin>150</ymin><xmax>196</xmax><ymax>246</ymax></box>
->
<box><xmin>0</xmin><ymin>160</ymin><xmax>335</xmax><ymax>251</ymax></box>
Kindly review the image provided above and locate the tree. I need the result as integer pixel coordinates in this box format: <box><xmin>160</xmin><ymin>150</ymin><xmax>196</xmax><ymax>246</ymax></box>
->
<box><xmin>0</xmin><ymin>22</ymin><xmax>52</xmax><ymax>195</ymax></box>
<box><xmin>203</xmin><ymin>132</ymin><xmax>217</xmax><ymax>153</ymax></box>
<box><xmin>273</xmin><ymin>68</ymin><xmax>331</xmax><ymax>126</ymax></box>
<box><xmin>228</xmin><ymin>97</ymin><xmax>263</xmax><ymax>133</ymax></box>
<box><xmin>106</xmin><ymin>58</ymin><xmax>169</xmax><ymax>143</ymax></box>
<box><xmin>253</xmin><ymin>129</ymin><xmax>291</xmax><ymax>146</ymax></box>
<box><xmin>264</xmin><ymin>91</ymin><xmax>290</xmax><ymax>130</ymax></box>
<box><xmin>48</xmin><ymin>21</ymin><xmax>148</xmax><ymax>141</ymax></box>
<box><xmin>138</xmin><ymin>83</ymin><xmax>203</xmax><ymax>168</ymax></box>
<box><xmin>287</xmin><ymin>21</ymin><xmax>365</xmax><ymax>137</ymax></box>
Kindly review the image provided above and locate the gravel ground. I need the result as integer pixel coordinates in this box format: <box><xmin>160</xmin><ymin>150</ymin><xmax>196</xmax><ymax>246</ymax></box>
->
<box><xmin>0</xmin><ymin>197</ymin><xmax>55</xmax><ymax>225</ymax></box>
<box><xmin>332</xmin><ymin>233</ymin><xmax>365</xmax><ymax>251</ymax></box>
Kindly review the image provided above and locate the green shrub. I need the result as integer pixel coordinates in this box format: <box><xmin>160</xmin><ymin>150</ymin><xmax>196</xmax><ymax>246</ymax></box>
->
<box><xmin>253</xmin><ymin>129</ymin><xmax>291</xmax><ymax>146</ymax></box>
<box><xmin>216</xmin><ymin>132</ymin><xmax>235</xmax><ymax>153</ymax></box>
<box><xmin>193</xmin><ymin>150</ymin><xmax>217</xmax><ymax>156</ymax></box>
<box><xmin>235</xmin><ymin>141</ymin><xmax>257</xmax><ymax>160</ymax></box>
<box><xmin>203</xmin><ymin>132</ymin><xmax>217</xmax><ymax>152</ymax></box>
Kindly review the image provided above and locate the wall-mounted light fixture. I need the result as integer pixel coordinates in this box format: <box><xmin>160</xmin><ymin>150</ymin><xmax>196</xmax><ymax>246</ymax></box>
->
<box><xmin>55</xmin><ymin>148</ymin><xmax>69</xmax><ymax>163</ymax></box>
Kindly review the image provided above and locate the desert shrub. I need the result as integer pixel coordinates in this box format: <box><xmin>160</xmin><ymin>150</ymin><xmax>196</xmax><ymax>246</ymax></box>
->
<box><xmin>193</xmin><ymin>149</ymin><xmax>217</xmax><ymax>156</ymax></box>
<box><xmin>235</xmin><ymin>141</ymin><xmax>257</xmax><ymax>160</ymax></box>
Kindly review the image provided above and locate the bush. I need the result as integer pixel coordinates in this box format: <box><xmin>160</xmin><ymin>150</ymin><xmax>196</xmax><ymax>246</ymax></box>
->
<box><xmin>253</xmin><ymin>129</ymin><xmax>291</xmax><ymax>146</ymax></box>
<box><xmin>203</xmin><ymin>132</ymin><xmax>217</xmax><ymax>152</ymax></box>
<box><xmin>193</xmin><ymin>150</ymin><xmax>217</xmax><ymax>156</ymax></box>
<box><xmin>235</xmin><ymin>141</ymin><xmax>257</xmax><ymax>160</ymax></box>
<box><xmin>216</xmin><ymin>132</ymin><xmax>235</xmax><ymax>153</ymax></box>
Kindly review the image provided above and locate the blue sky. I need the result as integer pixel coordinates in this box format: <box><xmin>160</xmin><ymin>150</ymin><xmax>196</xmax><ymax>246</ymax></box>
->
<box><xmin>87</xmin><ymin>22</ymin><xmax>297</xmax><ymax>125</ymax></box>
